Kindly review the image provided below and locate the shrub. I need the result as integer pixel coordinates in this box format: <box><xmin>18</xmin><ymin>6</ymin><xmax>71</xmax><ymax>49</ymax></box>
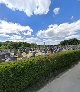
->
<box><xmin>0</xmin><ymin>50</ymin><xmax>80</xmax><ymax>92</ymax></box>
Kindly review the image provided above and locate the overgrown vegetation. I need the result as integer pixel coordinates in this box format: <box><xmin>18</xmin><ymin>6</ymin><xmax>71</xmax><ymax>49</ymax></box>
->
<box><xmin>0</xmin><ymin>50</ymin><xmax>80</xmax><ymax>92</ymax></box>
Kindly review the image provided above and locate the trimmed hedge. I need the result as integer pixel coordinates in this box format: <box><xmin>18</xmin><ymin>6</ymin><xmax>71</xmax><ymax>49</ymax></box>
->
<box><xmin>0</xmin><ymin>50</ymin><xmax>80</xmax><ymax>92</ymax></box>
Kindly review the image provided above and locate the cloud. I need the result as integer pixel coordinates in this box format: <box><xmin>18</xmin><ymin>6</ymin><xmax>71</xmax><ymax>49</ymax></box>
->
<box><xmin>25</xmin><ymin>37</ymin><xmax>42</xmax><ymax>44</ymax></box>
<box><xmin>43</xmin><ymin>39</ymin><xmax>61</xmax><ymax>45</ymax></box>
<box><xmin>1</xmin><ymin>19</ymin><xmax>80</xmax><ymax>45</ymax></box>
<box><xmin>71</xmin><ymin>16</ymin><xmax>74</xmax><ymax>20</ymax></box>
<box><xmin>37</xmin><ymin>20</ymin><xmax>80</xmax><ymax>38</ymax></box>
<box><xmin>7</xmin><ymin>36</ymin><xmax>43</xmax><ymax>45</ymax></box>
<box><xmin>9</xmin><ymin>35</ymin><xmax>22</xmax><ymax>40</ymax></box>
<box><xmin>53</xmin><ymin>7</ymin><xmax>60</xmax><ymax>15</ymax></box>
<box><xmin>0</xmin><ymin>20</ymin><xmax>33</xmax><ymax>35</ymax></box>
<box><xmin>6</xmin><ymin>35</ymin><xmax>23</xmax><ymax>42</ymax></box>
<box><xmin>0</xmin><ymin>0</ymin><xmax>51</xmax><ymax>16</ymax></box>
<box><xmin>0</xmin><ymin>33</ymin><xmax>24</xmax><ymax>42</ymax></box>
<box><xmin>0</xmin><ymin>33</ymin><xmax>10</xmax><ymax>37</ymax></box>
<box><xmin>23</xmin><ymin>31</ymin><xmax>32</xmax><ymax>36</ymax></box>
<box><xmin>65</xmin><ymin>34</ymin><xmax>80</xmax><ymax>40</ymax></box>
<box><xmin>24</xmin><ymin>37</ymin><xmax>61</xmax><ymax>45</ymax></box>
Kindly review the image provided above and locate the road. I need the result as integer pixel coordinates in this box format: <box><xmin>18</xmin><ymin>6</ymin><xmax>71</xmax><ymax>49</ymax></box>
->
<box><xmin>38</xmin><ymin>62</ymin><xmax>80</xmax><ymax>92</ymax></box>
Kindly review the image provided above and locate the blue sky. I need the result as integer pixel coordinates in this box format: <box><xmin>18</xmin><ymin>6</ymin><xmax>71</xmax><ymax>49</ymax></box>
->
<box><xmin>0</xmin><ymin>0</ymin><xmax>80</xmax><ymax>45</ymax></box>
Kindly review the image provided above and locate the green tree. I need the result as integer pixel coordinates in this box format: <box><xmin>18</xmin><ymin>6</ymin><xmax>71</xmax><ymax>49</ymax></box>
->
<box><xmin>60</xmin><ymin>38</ymin><xmax>80</xmax><ymax>46</ymax></box>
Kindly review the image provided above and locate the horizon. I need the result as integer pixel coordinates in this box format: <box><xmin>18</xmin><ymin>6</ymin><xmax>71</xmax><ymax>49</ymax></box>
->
<box><xmin>0</xmin><ymin>38</ymin><xmax>79</xmax><ymax>46</ymax></box>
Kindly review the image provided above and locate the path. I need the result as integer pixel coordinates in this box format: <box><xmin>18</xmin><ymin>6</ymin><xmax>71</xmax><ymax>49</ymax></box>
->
<box><xmin>38</xmin><ymin>62</ymin><xmax>80</xmax><ymax>92</ymax></box>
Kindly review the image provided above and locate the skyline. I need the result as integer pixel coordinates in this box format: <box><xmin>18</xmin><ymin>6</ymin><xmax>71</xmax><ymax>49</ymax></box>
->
<box><xmin>0</xmin><ymin>0</ymin><xmax>80</xmax><ymax>45</ymax></box>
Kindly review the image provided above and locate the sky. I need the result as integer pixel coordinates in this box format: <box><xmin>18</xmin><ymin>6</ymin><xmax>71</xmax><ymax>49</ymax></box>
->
<box><xmin>0</xmin><ymin>0</ymin><xmax>80</xmax><ymax>45</ymax></box>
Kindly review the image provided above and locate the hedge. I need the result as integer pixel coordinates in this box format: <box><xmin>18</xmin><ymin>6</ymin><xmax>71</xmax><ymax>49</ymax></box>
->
<box><xmin>0</xmin><ymin>50</ymin><xmax>80</xmax><ymax>92</ymax></box>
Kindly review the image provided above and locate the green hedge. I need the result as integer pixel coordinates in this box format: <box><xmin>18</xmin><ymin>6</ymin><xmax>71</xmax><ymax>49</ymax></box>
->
<box><xmin>0</xmin><ymin>50</ymin><xmax>80</xmax><ymax>92</ymax></box>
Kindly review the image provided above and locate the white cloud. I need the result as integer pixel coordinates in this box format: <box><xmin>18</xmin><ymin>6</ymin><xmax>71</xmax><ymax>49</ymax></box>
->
<box><xmin>25</xmin><ymin>37</ymin><xmax>42</xmax><ymax>44</ymax></box>
<box><xmin>0</xmin><ymin>0</ymin><xmax>51</xmax><ymax>16</ymax></box>
<box><xmin>43</xmin><ymin>39</ymin><xmax>61</xmax><ymax>45</ymax></box>
<box><xmin>71</xmin><ymin>16</ymin><xmax>74</xmax><ymax>19</ymax></box>
<box><xmin>0</xmin><ymin>20</ymin><xmax>33</xmax><ymax>35</ymax></box>
<box><xmin>7</xmin><ymin>35</ymin><xmax>23</xmax><ymax>42</ymax></box>
<box><xmin>23</xmin><ymin>31</ymin><xmax>32</xmax><ymax>36</ymax></box>
<box><xmin>65</xmin><ymin>34</ymin><xmax>80</xmax><ymax>40</ymax></box>
<box><xmin>25</xmin><ymin>37</ymin><xmax>61</xmax><ymax>45</ymax></box>
<box><xmin>37</xmin><ymin>20</ymin><xmax>80</xmax><ymax>38</ymax></box>
<box><xmin>53</xmin><ymin>7</ymin><xmax>60</xmax><ymax>15</ymax></box>
<box><xmin>7</xmin><ymin>36</ymin><xmax>43</xmax><ymax>45</ymax></box>
<box><xmin>9</xmin><ymin>35</ymin><xmax>22</xmax><ymax>40</ymax></box>
<box><xmin>0</xmin><ymin>33</ymin><xmax>10</xmax><ymax>37</ymax></box>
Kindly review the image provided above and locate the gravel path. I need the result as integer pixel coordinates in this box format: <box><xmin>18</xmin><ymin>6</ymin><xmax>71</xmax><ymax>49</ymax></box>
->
<box><xmin>38</xmin><ymin>62</ymin><xmax>80</xmax><ymax>92</ymax></box>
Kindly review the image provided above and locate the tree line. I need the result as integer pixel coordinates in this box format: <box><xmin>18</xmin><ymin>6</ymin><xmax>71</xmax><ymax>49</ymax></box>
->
<box><xmin>0</xmin><ymin>41</ymin><xmax>37</xmax><ymax>49</ymax></box>
<box><xmin>0</xmin><ymin>38</ymin><xmax>80</xmax><ymax>49</ymax></box>
<box><xmin>60</xmin><ymin>38</ymin><xmax>80</xmax><ymax>46</ymax></box>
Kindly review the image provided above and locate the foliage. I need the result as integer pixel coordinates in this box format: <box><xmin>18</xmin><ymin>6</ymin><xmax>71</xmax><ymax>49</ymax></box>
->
<box><xmin>0</xmin><ymin>50</ymin><xmax>80</xmax><ymax>92</ymax></box>
<box><xmin>0</xmin><ymin>41</ymin><xmax>37</xmax><ymax>49</ymax></box>
<box><xmin>60</xmin><ymin>38</ymin><xmax>80</xmax><ymax>46</ymax></box>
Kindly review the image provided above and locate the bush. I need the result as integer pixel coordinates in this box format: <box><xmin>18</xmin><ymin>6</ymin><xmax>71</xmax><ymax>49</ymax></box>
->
<box><xmin>0</xmin><ymin>50</ymin><xmax>80</xmax><ymax>92</ymax></box>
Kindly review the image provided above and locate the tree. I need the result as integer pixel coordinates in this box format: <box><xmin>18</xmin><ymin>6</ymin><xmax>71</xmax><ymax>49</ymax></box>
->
<box><xmin>60</xmin><ymin>38</ymin><xmax>80</xmax><ymax>46</ymax></box>
<box><xmin>0</xmin><ymin>41</ymin><xmax>37</xmax><ymax>49</ymax></box>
